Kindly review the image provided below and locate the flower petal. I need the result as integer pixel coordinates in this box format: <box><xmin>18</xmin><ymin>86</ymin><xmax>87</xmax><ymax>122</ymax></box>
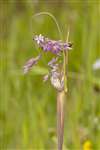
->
<box><xmin>93</xmin><ymin>59</ymin><xmax>100</xmax><ymax>70</ymax></box>
<box><xmin>23</xmin><ymin>54</ymin><xmax>41</xmax><ymax>74</ymax></box>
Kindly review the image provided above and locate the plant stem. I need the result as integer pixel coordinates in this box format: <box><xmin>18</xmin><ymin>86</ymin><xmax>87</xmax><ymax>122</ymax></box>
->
<box><xmin>64</xmin><ymin>29</ymin><xmax>69</xmax><ymax>93</ymax></box>
<box><xmin>57</xmin><ymin>30</ymin><xmax>69</xmax><ymax>150</ymax></box>
<box><xmin>64</xmin><ymin>51</ymin><xmax>68</xmax><ymax>93</ymax></box>
<box><xmin>57</xmin><ymin>91</ymin><xmax>65</xmax><ymax>150</ymax></box>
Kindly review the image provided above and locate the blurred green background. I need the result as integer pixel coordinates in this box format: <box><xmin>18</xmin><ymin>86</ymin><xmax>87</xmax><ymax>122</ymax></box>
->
<box><xmin>1</xmin><ymin>0</ymin><xmax>100</xmax><ymax>149</ymax></box>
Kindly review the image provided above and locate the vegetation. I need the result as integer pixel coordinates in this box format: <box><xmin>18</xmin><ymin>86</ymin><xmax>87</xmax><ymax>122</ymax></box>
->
<box><xmin>1</xmin><ymin>1</ymin><xmax>100</xmax><ymax>149</ymax></box>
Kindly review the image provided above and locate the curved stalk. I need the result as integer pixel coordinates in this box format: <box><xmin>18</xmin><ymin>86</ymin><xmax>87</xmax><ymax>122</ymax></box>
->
<box><xmin>33</xmin><ymin>12</ymin><xmax>63</xmax><ymax>40</ymax></box>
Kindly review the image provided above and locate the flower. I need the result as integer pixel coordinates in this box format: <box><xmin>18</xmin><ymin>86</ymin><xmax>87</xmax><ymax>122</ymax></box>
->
<box><xmin>24</xmin><ymin>34</ymin><xmax>72</xmax><ymax>91</ymax></box>
<box><xmin>34</xmin><ymin>34</ymin><xmax>72</xmax><ymax>54</ymax></box>
<box><xmin>50</xmin><ymin>72</ymin><xmax>64</xmax><ymax>91</ymax></box>
<box><xmin>23</xmin><ymin>54</ymin><xmax>41</xmax><ymax>74</ymax></box>
<box><xmin>93</xmin><ymin>59</ymin><xmax>100</xmax><ymax>70</ymax></box>
<box><xmin>34</xmin><ymin>34</ymin><xmax>44</xmax><ymax>44</ymax></box>
<box><xmin>83</xmin><ymin>140</ymin><xmax>92</xmax><ymax>150</ymax></box>
<box><xmin>43</xmin><ymin>57</ymin><xmax>64</xmax><ymax>91</ymax></box>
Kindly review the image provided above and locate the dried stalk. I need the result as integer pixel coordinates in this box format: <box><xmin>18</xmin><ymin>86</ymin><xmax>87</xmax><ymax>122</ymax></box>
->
<box><xmin>57</xmin><ymin>91</ymin><xmax>65</xmax><ymax>150</ymax></box>
<box><xmin>57</xmin><ymin>30</ymin><xmax>69</xmax><ymax>150</ymax></box>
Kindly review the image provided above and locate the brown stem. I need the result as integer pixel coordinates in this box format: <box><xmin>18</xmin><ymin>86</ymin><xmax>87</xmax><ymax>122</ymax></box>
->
<box><xmin>57</xmin><ymin>29</ymin><xmax>69</xmax><ymax>150</ymax></box>
<box><xmin>57</xmin><ymin>91</ymin><xmax>65</xmax><ymax>150</ymax></box>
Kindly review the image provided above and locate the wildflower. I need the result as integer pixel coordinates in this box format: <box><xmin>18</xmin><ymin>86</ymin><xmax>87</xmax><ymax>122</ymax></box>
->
<box><xmin>23</xmin><ymin>12</ymin><xmax>73</xmax><ymax>150</ymax></box>
<box><xmin>44</xmin><ymin>57</ymin><xmax>64</xmax><ymax>91</ymax></box>
<box><xmin>23</xmin><ymin>34</ymin><xmax>72</xmax><ymax>91</ymax></box>
<box><xmin>83</xmin><ymin>140</ymin><xmax>92</xmax><ymax>150</ymax></box>
<box><xmin>34</xmin><ymin>34</ymin><xmax>72</xmax><ymax>54</ymax></box>
<box><xmin>34</xmin><ymin>34</ymin><xmax>44</xmax><ymax>44</ymax></box>
<box><xmin>23</xmin><ymin>54</ymin><xmax>41</xmax><ymax>74</ymax></box>
<box><xmin>93</xmin><ymin>59</ymin><xmax>100</xmax><ymax>70</ymax></box>
<box><xmin>50</xmin><ymin>72</ymin><xmax>64</xmax><ymax>91</ymax></box>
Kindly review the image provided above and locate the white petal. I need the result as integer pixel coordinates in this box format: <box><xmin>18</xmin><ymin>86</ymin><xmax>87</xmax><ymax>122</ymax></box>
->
<box><xmin>93</xmin><ymin>59</ymin><xmax>100</xmax><ymax>70</ymax></box>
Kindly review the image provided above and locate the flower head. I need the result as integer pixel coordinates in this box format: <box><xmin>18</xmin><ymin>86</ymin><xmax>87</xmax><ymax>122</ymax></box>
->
<box><xmin>34</xmin><ymin>34</ymin><xmax>72</xmax><ymax>54</ymax></box>
<box><xmin>34</xmin><ymin>34</ymin><xmax>44</xmax><ymax>44</ymax></box>
<box><xmin>23</xmin><ymin>34</ymin><xmax>72</xmax><ymax>91</ymax></box>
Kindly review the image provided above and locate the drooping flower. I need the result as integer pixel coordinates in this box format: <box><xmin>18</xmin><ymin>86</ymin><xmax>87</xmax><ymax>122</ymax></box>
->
<box><xmin>50</xmin><ymin>71</ymin><xmax>64</xmax><ymax>91</ymax></box>
<box><xmin>23</xmin><ymin>54</ymin><xmax>41</xmax><ymax>74</ymax></box>
<box><xmin>34</xmin><ymin>34</ymin><xmax>72</xmax><ymax>54</ymax></box>
<box><xmin>23</xmin><ymin>34</ymin><xmax>72</xmax><ymax>91</ymax></box>
<box><xmin>43</xmin><ymin>57</ymin><xmax>64</xmax><ymax>91</ymax></box>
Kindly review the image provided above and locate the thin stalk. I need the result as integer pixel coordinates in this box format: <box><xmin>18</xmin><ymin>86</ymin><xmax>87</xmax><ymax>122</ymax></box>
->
<box><xmin>33</xmin><ymin>12</ymin><xmax>65</xmax><ymax>150</ymax></box>
<box><xmin>57</xmin><ymin>91</ymin><xmax>65</xmax><ymax>150</ymax></box>
<box><xmin>57</xmin><ymin>30</ymin><xmax>70</xmax><ymax>150</ymax></box>
<box><xmin>33</xmin><ymin>12</ymin><xmax>63</xmax><ymax>40</ymax></box>
<box><xmin>63</xmin><ymin>51</ymin><xmax>67</xmax><ymax>93</ymax></box>
<box><xmin>63</xmin><ymin>29</ymin><xmax>69</xmax><ymax>93</ymax></box>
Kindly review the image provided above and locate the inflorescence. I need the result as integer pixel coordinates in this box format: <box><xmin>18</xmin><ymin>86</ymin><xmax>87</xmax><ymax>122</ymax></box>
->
<box><xmin>23</xmin><ymin>34</ymin><xmax>72</xmax><ymax>91</ymax></box>
<box><xmin>34</xmin><ymin>34</ymin><xmax>72</xmax><ymax>54</ymax></box>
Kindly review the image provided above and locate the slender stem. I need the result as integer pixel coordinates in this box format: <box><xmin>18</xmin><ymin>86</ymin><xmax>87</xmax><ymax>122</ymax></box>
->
<box><xmin>63</xmin><ymin>51</ymin><xmax>67</xmax><ymax>93</ymax></box>
<box><xmin>57</xmin><ymin>91</ymin><xmax>65</xmax><ymax>150</ymax></box>
<box><xmin>63</xmin><ymin>29</ymin><xmax>69</xmax><ymax>93</ymax></box>
<box><xmin>33</xmin><ymin>12</ymin><xmax>63</xmax><ymax>40</ymax></box>
<box><xmin>57</xmin><ymin>30</ymin><xmax>70</xmax><ymax>150</ymax></box>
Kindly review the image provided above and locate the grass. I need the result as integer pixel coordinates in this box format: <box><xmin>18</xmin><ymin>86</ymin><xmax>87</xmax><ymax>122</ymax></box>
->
<box><xmin>1</xmin><ymin>0</ymin><xmax>100</xmax><ymax>149</ymax></box>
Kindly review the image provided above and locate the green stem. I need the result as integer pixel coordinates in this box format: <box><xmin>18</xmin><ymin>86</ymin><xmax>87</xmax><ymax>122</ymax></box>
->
<box><xmin>63</xmin><ymin>51</ymin><xmax>67</xmax><ymax>93</ymax></box>
<box><xmin>63</xmin><ymin>29</ymin><xmax>69</xmax><ymax>93</ymax></box>
<box><xmin>33</xmin><ymin>12</ymin><xmax>63</xmax><ymax>40</ymax></box>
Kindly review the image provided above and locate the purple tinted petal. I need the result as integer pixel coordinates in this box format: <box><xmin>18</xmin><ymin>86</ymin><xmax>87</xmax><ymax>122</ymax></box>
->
<box><xmin>43</xmin><ymin>41</ymin><xmax>53</xmax><ymax>52</ymax></box>
<box><xmin>43</xmin><ymin>74</ymin><xmax>49</xmax><ymax>82</ymax></box>
<box><xmin>50</xmin><ymin>73</ymin><xmax>64</xmax><ymax>91</ymax></box>
<box><xmin>51</xmin><ymin>42</ymin><xmax>62</xmax><ymax>54</ymax></box>
<box><xmin>23</xmin><ymin>54</ymin><xmax>41</xmax><ymax>74</ymax></box>
<box><xmin>34</xmin><ymin>34</ymin><xmax>44</xmax><ymax>44</ymax></box>
<box><xmin>48</xmin><ymin>57</ymin><xmax>58</xmax><ymax>66</ymax></box>
<box><xmin>43</xmin><ymin>44</ymin><xmax>52</xmax><ymax>51</ymax></box>
<box><xmin>34</xmin><ymin>34</ymin><xmax>72</xmax><ymax>54</ymax></box>
<box><xmin>63</xmin><ymin>42</ymin><xmax>72</xmax><ymax>50</ymax></box>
